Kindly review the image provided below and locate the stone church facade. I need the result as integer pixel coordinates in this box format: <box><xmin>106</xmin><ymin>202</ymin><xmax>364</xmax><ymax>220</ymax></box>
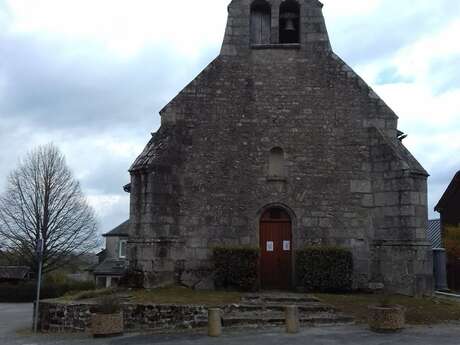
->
<box><xmin>127</xmin><ymin>0</ymin><xmax>433</xmax><ymax>295</ymax></box>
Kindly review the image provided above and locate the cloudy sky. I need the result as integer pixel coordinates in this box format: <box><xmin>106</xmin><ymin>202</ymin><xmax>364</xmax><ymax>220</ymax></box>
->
<box><xmin>0</xmin><ymin>0</ymin><xmax>459</xmax><ymax>236</ymax></box>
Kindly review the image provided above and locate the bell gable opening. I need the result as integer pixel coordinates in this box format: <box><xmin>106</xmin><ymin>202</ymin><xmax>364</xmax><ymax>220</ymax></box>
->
<box><xmin>250</xmin><ymin>0</ymin><xmax>272</xmax><ymax>45</ymax></box>
<box><xmin>279</xmin><ymin>0</ymin><xmax>300</xmax><ymax>44</ymax></box>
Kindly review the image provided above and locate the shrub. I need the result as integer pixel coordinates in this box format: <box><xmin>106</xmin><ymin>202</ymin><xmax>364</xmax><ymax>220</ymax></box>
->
<box><xmin>92</xmin><ymin>295</ymin><xmax>121</xmax><ymax>314</ymax></box>
<box><xmin>213</xmin><ymin>246</ymin><xmax>260</xmax><ymax>292</ymax></box>
<box><xmin>0</xmin><ymin>280</ymin><xmax>95</xmax><ymax>303</ymax></box>
<box><xmin>296</xmin><ymin>246</ymin><xmax>353</xmax><ymax>292</ymax></box>
<box><xmin>118</xmin><ymin>268</ymin><xmax>144</xmax><ymax>289</ymax></box>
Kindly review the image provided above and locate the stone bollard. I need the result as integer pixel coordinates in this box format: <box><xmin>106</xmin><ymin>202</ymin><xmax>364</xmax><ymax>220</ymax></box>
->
<box><xmin>285</xmin><ymin>305</ymin><xmax>300</xmax><ymax>334</ymax></box>
<box><xmin>208</xmin><ymin>308</ymin><xmax>222</xmax><ymax>337</ymax></box>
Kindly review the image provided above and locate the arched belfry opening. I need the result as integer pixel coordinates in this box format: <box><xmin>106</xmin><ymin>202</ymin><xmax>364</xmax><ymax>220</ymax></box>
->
<box><xmin>279</xmin><ymin>0</ymin><xmax>300</xmax><ymax>44</ymax></box>
<box><xmin>250</xmin><ymin>0</ymin><xmax>271</xmax><ymax>45</ymax></box>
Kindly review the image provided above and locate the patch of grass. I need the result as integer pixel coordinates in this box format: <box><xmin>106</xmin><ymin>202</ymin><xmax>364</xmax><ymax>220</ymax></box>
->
<box><xmin>317</xmin><ymin>293</ymin><xmax>460</xmax><ymax>325</ymax></box>
<box><xmin>130</xmin><ymin>286</ymin><xmax>242</xmax><ymax>306</ymax></box>
<box><xmin>53</xmin><ymin>286</ymin><xmax>241</xmax><ymax>306</ymax></box>
<box><xmin>58</xmin><ymin>288</ymin><xmax>115</xmax><ymax>302</ymax></box>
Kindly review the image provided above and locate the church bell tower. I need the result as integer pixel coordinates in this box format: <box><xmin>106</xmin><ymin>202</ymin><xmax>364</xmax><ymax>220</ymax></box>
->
<box><xmin>221</xmin><ymin>0</ymin><xmax>331</xmax><ymax>56</ymax></box>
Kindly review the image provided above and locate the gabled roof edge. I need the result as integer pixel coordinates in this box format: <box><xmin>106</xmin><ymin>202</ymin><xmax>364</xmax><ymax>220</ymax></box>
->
<box><xmin>435</xmin><ymin>171</ymin><xmax>460</xmax><ymax>212</ymax></box>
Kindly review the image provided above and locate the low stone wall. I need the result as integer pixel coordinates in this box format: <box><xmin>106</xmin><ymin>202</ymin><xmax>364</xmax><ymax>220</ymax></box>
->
<box><xmin>39</xmin><ymin>301</ymin><xmax>209</xmax><ymax>333</ymax></box>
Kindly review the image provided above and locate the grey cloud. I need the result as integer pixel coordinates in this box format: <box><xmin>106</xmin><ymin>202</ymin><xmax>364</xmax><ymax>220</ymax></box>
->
<box><xmin>0</xmin><ymin>33</ymin><xmax>217</xmax><ymax>134</ymax></box>
<box><xmin>428</xmin><ymin>163</ymin><xmax>460</xmax><ymax>185</ymax></box>
<box><xmin>79</xmin><ymin>152</ymin><xmax>133</xmax><ymax>195</ymax></box>
<box><xmin>425</xmin><ymin>157</ymin><xmax>459</xmax><ymax>218</ymax></box>
<box><xmin>95</xmin><ymin>194</ymin><xmax>130</xmax><ymax>234</ymax></box>
<box><xmin>329</xmin><ymin>1</ymin><xmax>460</xmax><ymax>66</ymax></box>
<box><xmin>0</xmin><ymin>28</ymin><xmax>219</xmax><ymax>233</ymax></box>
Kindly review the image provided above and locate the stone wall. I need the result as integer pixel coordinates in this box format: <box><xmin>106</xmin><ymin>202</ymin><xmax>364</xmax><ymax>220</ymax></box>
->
<box><xmin>39</xmin><ymin>302</ymin><xmax>209</xmax><ymax>333</ymax></box>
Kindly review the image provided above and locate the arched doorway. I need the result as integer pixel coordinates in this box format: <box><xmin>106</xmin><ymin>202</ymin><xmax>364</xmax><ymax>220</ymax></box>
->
<box><xmin>260</xmin><ymin>207</ymin><xmax>292</xmax><ymax>290</ymax></box>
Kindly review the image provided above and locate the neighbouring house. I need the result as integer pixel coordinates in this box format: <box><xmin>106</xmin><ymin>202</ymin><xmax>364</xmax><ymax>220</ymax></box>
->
<box><xmin>67</xmin><ymin>255</ymin><xmax>98</xmax><ymax>283</ymax></box>
<box><xmin>427</xmin><ymin>219</ymin><xmax>442</xmax><ymax>249</ymax></box>
<box><xmin>91</xmin><ymin>221</ymin><xmax>129</xmax><ymax>288</ymax></box>
<box><xmin>435</xmin><ymin>170</ymin><xmax>460</xmax><ymax>291</ymax></box>
<box><xmin>126</xmin><ymin>0</ymin><xmax>433</xmax><ymax>295</ymax></box>
<box><xmin>435</xmin><ymin>171</ymin><xmax>460</xmax><ymax>234</ymax></box>
<box><xmin>0</xmin><ymin>266</ymin><xmax>31</xmax><ymax>284</ymax></box>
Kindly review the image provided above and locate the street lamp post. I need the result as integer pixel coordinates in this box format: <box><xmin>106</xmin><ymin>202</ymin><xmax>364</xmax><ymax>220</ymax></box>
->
<box><xmin>33</xmin><ymin>238</ymin><xmax>44</xmax><ymax>333</ymax></box>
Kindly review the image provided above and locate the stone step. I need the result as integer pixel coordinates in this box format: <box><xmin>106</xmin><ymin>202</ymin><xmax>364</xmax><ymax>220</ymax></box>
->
<box><xmin>224</xmin><ymin>303</ymin><xmax>335</xmax><ymax>313</ymax></box>
<box><xmin>224</xmin><ymin>310</ymin><xmax>344</xmax><ymax>319</ymax></box>
<box><xmin>194</xmin><ymin>294</ymin><xmax>354</xmax><ymax>329</ymax></box>
<box><xmin>242</xmin><ymin>294</ymin><xmax>320</xmax><ymax>305</ymax></box>
<box><xmin>193</xmin><ymin>296</ymin><xmax>354</xmax><ymax>329</ymax></box>
<box><xmin>221</xmin><ymin>313</ymin><xmax>354</xmax><ymax>327</ymax></box>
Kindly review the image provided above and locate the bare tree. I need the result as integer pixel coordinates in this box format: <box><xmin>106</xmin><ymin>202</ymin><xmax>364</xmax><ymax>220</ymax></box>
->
<box><xmin>0</xmin><ymin>144</ymin><xmax>100</xmax><ymax>273</ymax></box>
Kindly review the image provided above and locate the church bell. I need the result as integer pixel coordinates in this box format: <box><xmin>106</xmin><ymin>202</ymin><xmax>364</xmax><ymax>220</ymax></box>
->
<box><xmin>284</xmin><ymin>18</ymin><xmax>295</xmax><ymax>31</ymax></box>
<box><xmin>281</xmin><ymin>12</ymin><xmax>298</xmax><ymax>31</ymax></box>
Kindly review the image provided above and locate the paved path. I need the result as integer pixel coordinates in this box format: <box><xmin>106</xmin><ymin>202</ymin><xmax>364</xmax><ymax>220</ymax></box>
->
<box><xmin>0</xmin><ymin>303</ymin><xmax>33</xmax><ymax>343</ymax></box>
<box><xmin>2</xmin><ymin>303</ymin><xmax>460</xmax><ymax>345</ymax></box>
<box><xmin>3</xmin><ymin>324</ymin><xmax>460</xmax><ymax>345</ymax></box>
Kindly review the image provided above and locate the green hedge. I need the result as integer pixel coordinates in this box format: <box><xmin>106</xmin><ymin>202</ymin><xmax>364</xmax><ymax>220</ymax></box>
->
<box><xmin>0</xmin><ymin>281</ymin><xmax>95</xmax><ymax>303</ymax></box>
<box><xmin>296</xmin><ymin>246</ymin><xmax>353</xmax><ymax>292</ymax></box>
<box><xmin>119</xmin><ymin>268</ymin><xmax>144</xmax><ymax>289</ymax></box>
<box><xmin>213</xmin><ymin>246</ymin><xmax>260</xmax><ymax>292</ymax></box>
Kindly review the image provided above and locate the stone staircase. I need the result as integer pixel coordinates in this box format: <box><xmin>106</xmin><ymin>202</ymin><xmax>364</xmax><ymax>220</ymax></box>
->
<box><xmin>218</xmin><ymin>293</ymin><xmax>354</xmax><ymax>328</ymax></box>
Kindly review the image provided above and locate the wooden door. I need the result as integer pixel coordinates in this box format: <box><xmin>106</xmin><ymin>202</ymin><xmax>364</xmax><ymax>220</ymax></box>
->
<box><xmin>260</xmin><ymin>208</ymin><xmax>292</xmax><ymax>290</ymax></box>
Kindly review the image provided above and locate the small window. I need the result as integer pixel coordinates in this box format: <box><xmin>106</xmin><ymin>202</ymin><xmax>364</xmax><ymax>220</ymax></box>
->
<box><xmin>111</xmin><ymin>277</ymin><xmax>120</xmax><ymax>287</ymax></box>
<box><xmin>279</xmin><ymin>0</ymin><xmax>300</xmax><ymax>44</ymax></box>
<box><xmin>96</xmin><ymin>276</ymin><xmax>107</xmax><ymax>288</ymax></box>
<box><xmin>119</xmin><ymin>240</ymin><xmax>127</xmax><ymax>258</ymax></box>
<box><xmin>250</xmin><ymin>0</ymin><xmax>271</xmax><ymax>44</ymax></box>
<box><xmin>269</xmin><ymin>147</ymin><xmax>285</xmax><ymax>177</ymax></box>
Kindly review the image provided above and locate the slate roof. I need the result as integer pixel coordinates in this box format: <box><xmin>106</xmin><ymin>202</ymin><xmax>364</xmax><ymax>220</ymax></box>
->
<box><xmin>103</xmin><ymin>220</ymin><xmax>129</xmax><ymax>238</ymax></box>
<box><xmin>92</xmin><ymin>259</ymin><xmax>127</xmax><ymax>276</ymax></box>
<box><xmin>427</xmin><ymin>219</ymin><xmax>442</xmax><ymax>249</ymax></box>
<box><xmin>130</xmin><ymin>126</ymin><xmax>182</xmax><ymax>172</ymax></box>
<box><xmin>435</xmin><ymin>171</ymin><xmax>460</xmax><ymax>212</ymax></box>
<box><xmin>377</xmin><ymin>127</ymin><xmax>428</xmax><ymax>176</ymax></box>
<box><xmin>0</xmin><ymin>266</ymin><xmax>30</xmax><ymax>280</ymax></box>
<box><xmin>130</xmin><ymin>131</ymin><xmax>167</xmax><ymax>171</ymax></box>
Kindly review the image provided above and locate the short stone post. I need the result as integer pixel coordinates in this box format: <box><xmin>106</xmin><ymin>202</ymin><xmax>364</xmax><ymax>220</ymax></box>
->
<box><xmin>285</xmin><ymin>305</ymin><xmax>300</xmax><ymax>334</ymax></box>
<box><xmin>208</xmin><ymin>308</ymin><xmax>222</xmax><ymax>337</ymax></box>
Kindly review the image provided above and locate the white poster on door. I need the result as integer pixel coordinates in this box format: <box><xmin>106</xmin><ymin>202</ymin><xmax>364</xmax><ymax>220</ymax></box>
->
<box><xmin>266</xmin><ymin>241</ymin><xmax>274</xmax><ymax>252</ymax></box>
<box><xmin>283</xmin><ymin>240</ymin><xmax>291</xmax><ymax>251</ymax></box>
